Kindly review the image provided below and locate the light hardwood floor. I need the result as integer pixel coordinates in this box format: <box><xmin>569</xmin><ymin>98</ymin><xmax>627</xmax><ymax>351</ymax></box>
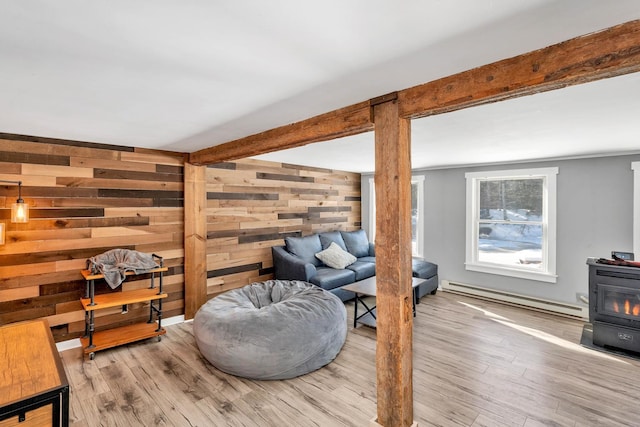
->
<box><xmin>60</xmin><ymin>291</ymin><xmax>640</xmax><ymax>426</ymax></box>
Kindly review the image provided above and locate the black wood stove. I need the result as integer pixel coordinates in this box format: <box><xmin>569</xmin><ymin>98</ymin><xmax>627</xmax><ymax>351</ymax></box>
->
<box><xmin>588</xmin><ymin>258</ymin><xmax>640</xmax><ymax>354</ymax></box>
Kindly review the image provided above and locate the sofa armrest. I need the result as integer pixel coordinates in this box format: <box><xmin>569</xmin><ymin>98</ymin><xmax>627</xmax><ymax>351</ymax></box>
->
<box><xmin>272</xmin><ymin>246</ymin><xmax>317</xmax><ymax>281</ymax></box>
<box><xmin>368</xmin><ymin>242</ymin><xmax>376</xmax><ymax>257</ymax></box>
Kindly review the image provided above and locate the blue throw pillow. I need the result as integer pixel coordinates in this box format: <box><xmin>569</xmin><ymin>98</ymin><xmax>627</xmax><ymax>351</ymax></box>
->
<box><xmin>285</xmin><ymin>235</ymin><xmax>323</xmax><ymax>266</ymax></box>
<box><xmin>319</xmin><ymin>231</ymin><xmax>348</xmax><ymax>251</ymax></box>
<box><xmin>340</xmin><ymin>229</ymin><xmax>370</xmax><ymax>258</ymax></box>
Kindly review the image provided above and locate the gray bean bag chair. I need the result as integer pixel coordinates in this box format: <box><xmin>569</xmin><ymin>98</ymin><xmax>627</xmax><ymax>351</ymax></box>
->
<box><xmin>194</xmin><ymin>279</ymin><xmax>347</xmax><ymax>380</ymax></box>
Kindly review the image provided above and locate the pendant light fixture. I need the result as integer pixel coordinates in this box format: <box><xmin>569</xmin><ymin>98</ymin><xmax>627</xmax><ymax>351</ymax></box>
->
<box><xmin>1</xmin><ymin>179</ymin><xmax>29</xmax><ymax>223</ymax></box>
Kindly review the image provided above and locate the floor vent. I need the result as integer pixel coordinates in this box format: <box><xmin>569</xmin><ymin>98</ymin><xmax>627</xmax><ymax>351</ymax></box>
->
<box><xmin>441</xmin><ymin>280</ymin><xmax>588</xmax><ymax>320</ymax></box>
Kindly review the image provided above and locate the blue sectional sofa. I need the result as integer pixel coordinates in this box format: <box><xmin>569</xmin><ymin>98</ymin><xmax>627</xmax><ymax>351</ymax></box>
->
<box><xmin>271</xmin><ymin>229</ymin><xmax>438</xmax><ymax>302</ymax></box>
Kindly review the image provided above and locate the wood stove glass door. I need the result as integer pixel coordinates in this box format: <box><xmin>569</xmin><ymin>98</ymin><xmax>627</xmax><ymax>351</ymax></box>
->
<box><xmin>598</xmin><ymin>283</ymin><xmax>640</xmax><ymax>320</ymax></box>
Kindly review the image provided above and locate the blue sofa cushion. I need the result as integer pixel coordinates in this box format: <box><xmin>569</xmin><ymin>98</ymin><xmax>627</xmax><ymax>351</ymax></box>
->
<box><xmin>319</xmin><ymin>231</ymin><xmax>348</xmax><ymax>251</ymax></box>
<box><xmin>358</xmin><ymin>256</ymin><xmax>376</xmax><ymax>264</ymax></box>
<box><xmin>310</xmin><ymin>267</ymin><xmax>356</xmax><ymax>291</ymax></box>
<box><xmin>285</xmin><ymin>235</ymin><xmax>323</xmax><ymax>267</ymax></box>
<box><xmin>346</xmin><ymin>260</ymin><xmax>376</xmax><ymax>281</ymax></box>
<box><xmin>340</xmin><ymin>230</ymin><xmax>370</xmax><ymax>258</ymax></box>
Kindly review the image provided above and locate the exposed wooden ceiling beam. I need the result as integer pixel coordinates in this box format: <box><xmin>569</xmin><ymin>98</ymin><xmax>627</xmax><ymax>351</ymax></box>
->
<box><xmin>399</xmin><ymin>19</ymin><xmax>640</xmax><ymax>119</ymax></box>
<box><xmin>189</xmin><ymin>101</ymin><xmax>373</xmax><ymax>165</ymax></box>
<box><xmin>188</xmin><ymin>19</ymin><xmax>640</xmax><ymax>166</ymax></box>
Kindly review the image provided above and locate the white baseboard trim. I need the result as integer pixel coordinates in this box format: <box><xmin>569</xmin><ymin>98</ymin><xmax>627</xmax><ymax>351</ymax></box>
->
<box><xmin>56</xmin><ymin>338</ymin><xmax>82</xmax><ymax>352</ymax></box>
<box><xmin>441</xmin><ymin>279</ymin><xmax>588</xmax><ymax>320</ymax></box>
<box><xmin>164</xmin><ymin>315</ymin><xmax>185</xmax><ymax>326</ymax></box>
<box><xmin>55</xmin><ymin>314</ymin><xmax>186</xmax><ymax>352</ymax></box>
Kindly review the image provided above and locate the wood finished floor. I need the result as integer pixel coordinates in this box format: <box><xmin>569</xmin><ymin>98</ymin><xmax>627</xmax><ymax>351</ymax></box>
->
<box><xmin>61</xmin><ymin>291</ymin><xmax>640</xmax><ymax>426</ymax></box>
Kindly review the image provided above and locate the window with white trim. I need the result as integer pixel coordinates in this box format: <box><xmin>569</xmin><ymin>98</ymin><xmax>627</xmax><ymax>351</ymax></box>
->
<box><xmin>411</xmin><ymin>176</ymin><xmax>425</xmax><ymax>256</ymax></box>
<box><xmin>369</xmin><ymin>176</ymin><xmax>425</xmax><ymax>257</ymax></box>
<box><xmin>465</xmin><ymin>167</ymin><xmax>558</xmax><ymax>282</ymax></box>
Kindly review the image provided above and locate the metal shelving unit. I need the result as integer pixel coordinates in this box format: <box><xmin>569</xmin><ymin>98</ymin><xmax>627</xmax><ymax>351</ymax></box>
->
<box><xmin>80</xmin><ymin>254</ymin><xmax>168</xmax><ymax>360</ymax></box>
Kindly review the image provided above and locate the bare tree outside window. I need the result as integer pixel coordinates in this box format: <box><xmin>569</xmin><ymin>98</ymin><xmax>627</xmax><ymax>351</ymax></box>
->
<box><xmin>477</xmin><ymin>178</ymin><xmax>544</xmax><ymax>268</ymax></box>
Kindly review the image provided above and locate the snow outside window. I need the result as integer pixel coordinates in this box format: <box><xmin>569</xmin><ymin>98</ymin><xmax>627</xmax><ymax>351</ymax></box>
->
<box><xmin>465</xmin><ymin>168</ymin><xmax>558</xmax><ymax>283</ymax></box>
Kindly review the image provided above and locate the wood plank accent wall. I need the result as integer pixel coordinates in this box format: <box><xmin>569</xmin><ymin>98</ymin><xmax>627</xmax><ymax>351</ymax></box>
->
<box><xmin>205</xmin><ymin>158</ymin><xmax>361</xmax><ymax>298</ymax></box>
<box><xmin>0</xmin><ymin>135</ymin><xmax>185</xmax><ymax>342</ymax></box>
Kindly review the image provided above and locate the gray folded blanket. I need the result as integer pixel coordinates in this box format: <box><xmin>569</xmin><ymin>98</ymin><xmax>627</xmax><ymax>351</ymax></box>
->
<box><xmin>87</xmin><ymin>249</ymin><xmax>160</xmax><ymax>289</ymax></box>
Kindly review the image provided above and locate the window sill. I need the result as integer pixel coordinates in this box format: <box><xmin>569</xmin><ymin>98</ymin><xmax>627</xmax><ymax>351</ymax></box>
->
<box><xmin>465</xmin><ymin>263</ymin><xmax>557</xmax><ymax>283</ymax></box>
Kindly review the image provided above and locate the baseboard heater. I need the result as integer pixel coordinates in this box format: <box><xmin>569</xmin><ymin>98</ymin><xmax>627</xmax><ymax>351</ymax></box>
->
<box><xmin>441</xmin><ymin>280</ymin><xmax>588</xmax><ymax>320</ymax></box>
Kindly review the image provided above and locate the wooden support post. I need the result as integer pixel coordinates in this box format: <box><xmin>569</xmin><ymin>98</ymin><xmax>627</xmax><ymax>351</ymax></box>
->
<box><xmin>184</xmin><ymin>163</ymin><xmax>207</xmax><ymax>319</ymax></box>
<box><xmin>371</xmin><ymin>94</ymin><xmax>415</xmax><ymax>427</ymax></box>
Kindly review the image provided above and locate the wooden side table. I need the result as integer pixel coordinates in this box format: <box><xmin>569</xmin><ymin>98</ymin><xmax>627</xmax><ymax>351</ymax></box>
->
<box><xmin>0</xmin><ymin>320</ymin><xmax>69</xmax><ymax>427</ymax></box>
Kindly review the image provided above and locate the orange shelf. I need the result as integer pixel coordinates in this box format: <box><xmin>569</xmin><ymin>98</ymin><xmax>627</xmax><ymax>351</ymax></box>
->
<box><xmin>81</xmin><ymin>266</ymin><xmax>168</xmax><ymax>281</ymax></box>
<box><xmin>81</xmin><ymin>322</ymin><xmax>166</xmax><ymax>355</ymax></box>
<box><xmin>81</xmin><ymin>288</ymin><xmax>167</xmax><ymax>311</ymax></box>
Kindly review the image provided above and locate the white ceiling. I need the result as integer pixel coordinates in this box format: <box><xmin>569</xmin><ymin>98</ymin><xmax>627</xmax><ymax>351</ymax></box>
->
<box><xmin>257</xmin><ymin>72</ymin><xmax>640</xmax><ymax>172</ymax></box>
<box><xmin>1</xmin><ymin>1</ymin><xmax>639</xmax><ymax>172</ymax></box>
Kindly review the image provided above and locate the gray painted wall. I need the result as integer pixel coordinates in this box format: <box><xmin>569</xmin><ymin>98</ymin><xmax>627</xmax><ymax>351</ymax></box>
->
<box><xmin>361</xmin><ymin>154</ymin><xmax>640</xmax><ymax>306</ymax></box>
